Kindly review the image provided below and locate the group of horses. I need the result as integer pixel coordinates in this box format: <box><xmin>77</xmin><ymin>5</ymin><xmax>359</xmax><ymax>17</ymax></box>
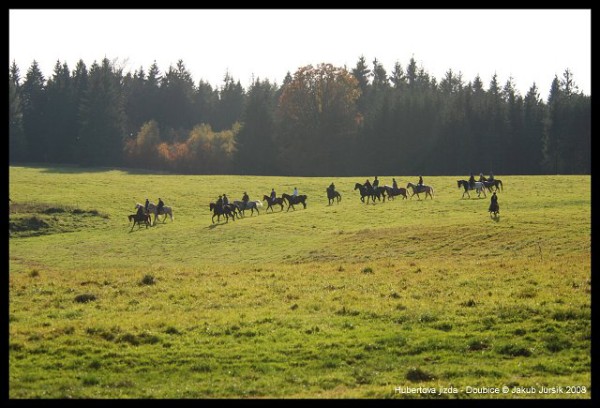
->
<box><xmin>129</xmin><ymin>176</ymin><xmax>504</xmax><ymax>229</ymax></box>
<box><xmin>354</xmin><ymin>182</ymin><xmax>433</xmax><ymax>203</ymax></box>
<box><xmin>210</xmin><ymin>193</ymin><xmax>308</xmax><ymax>223</ymax></box>
<box><xmin>457</xmin><ymin>176</ymin><xmax>503</xmax><ymax>199</ymax></box>
<box><xmin>129</xmin><ymin>202</ymin><xmax>174</xmax><ymax>231</ymax></box>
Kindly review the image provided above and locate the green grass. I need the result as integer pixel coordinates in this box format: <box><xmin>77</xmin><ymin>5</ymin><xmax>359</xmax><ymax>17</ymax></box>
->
<box><xmin>9</xmin><ymin>165</ymin><xmax>591</xmax><ymax>399</ymax></box>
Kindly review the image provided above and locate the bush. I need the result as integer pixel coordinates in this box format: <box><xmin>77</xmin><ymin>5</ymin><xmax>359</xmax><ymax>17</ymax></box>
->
<box><xmin>74</xmin><ymin>293</ymin><xmax>96</xmax><ymax>303</ymax></box>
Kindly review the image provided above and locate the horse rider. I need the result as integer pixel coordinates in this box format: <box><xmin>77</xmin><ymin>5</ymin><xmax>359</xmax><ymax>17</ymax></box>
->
<box><xmin>292</xmin><ymin>187</ymin><xmax>299</xmax><ymax>197</ymax></box>
<box><xmin>468</xmin><ymin>173</ymin><xmax>476</xmax><ymax>189</ymax></box>
<box><xmin>222</xmin><ymin>194</ymin><xmax>229</xmax><ymax>208</ymax></box>
<box><xmin>479</xmin><ymin>173</ymin><xmax>486</xmax><ymax>183</ymax></box>
<box><xmin>156</xmin><ymin>197</ymin><xmax>165</xmax><ymax>215</ymax></box>
<box><xmin>392</xmin><ymin>178</ymin><xmax>398</xmax><ymax>192</ymax></box>
<box><xmin>364</xmin><ymin>178</ymin><xmax>373</xmax><ymax>192</ymax></box>
<box><xmin>242</xmin><ymin>192</ymin><xmax>249</xmax><ymax>205</ymax></box>
<box><xmin>329</xmin><ymin>182</ymin><xmax>335</xmax><ymax>192</ymax></box>
<box><xmin>144</xmin><ymin>198</ymin><xmax>150</xmax><ymax>214</ymax></box>
<box><xmin>372</xmin><ymin>176</ymin><xmax>379</xmax><ymax>189</ymax></box>
<box><xmin>416</xmin><ymin>175</ymin><xmax>424</xmax><ymax>191</ymax></box>
<box><xmin>216</xmin><ymin>195</ymin><xmax>223</xmax><ymax>210</ymax></box>
<box><xmin>489</xmin><ymin>191</ymin><xmax>499</xmax><ymax>213</ymax></box>
<box><xmin>270</xmin><ymin>188</ymin><xmax>277</xmax><ymax>202</ymax></box>
<box><xmin>136</xmin><ymin>202</ymin><xmax>146</xmax><ymax>218</ymax></box>
<box><xmin>489</xmin><ymin>172</ymin><xmax>495</xmax><ymax>182</ymax></box>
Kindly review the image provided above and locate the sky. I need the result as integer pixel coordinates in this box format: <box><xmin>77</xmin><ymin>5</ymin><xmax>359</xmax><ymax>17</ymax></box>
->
<box><xmin>9</xmin><ymin>9</ymin><xmax>591</xmax><ymax>100</ymax></box>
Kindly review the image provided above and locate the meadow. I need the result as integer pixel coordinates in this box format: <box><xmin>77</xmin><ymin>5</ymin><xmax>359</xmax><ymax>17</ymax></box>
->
<box><xmin>8</xmin><ymin>166</ymin><xmax>591</xmax><ymax>399</ymax></box>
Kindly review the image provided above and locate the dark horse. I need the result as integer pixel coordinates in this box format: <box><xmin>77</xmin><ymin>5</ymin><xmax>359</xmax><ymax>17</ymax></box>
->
<box><xmin>381</xmin><ymin>185</ymin><xmax>408</xmax><ymax>200</ymax></box>
<box><xmin>489</xmin><ymin>199</ymin><xmax>500</xmax><ymax>217</ymax></box>
<box><xmin>354</xmin><ymin>183</ymin><xmax>385</xmax><ymax>204</ymax></box>
<box><xmin>263</xmin><ymin>195</ymin><xmax>285</xmax><ymax>212</ymax></box>
<box><xmin>326</xmin><ymin>187</ymin><xmax>342</xmax><ymax>205</ymax></box>
<box><xmin>282</xmin><ymin>193</ymin><xmax>307</xmax><ymax>211</ymax></box>
<box><xmin>128</xmin><ymin>212</ymin><xmax>151</xmax><ymax>231</ymax></box>
<box><xmin>479</xmin><ymin>175</ymin><xmax>504</xmax><ymax>192</ymax></box>
<box><xmin>209</xmin><ymin>202</ymin><xmax>237</xmax><ymax>223</ymax></box>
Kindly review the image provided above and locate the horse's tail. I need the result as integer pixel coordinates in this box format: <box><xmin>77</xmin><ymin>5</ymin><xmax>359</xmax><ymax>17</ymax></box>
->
<box><xmin>498</xmin><ymin>180</ymin><xmax>503</xmax><ymax>191</ymax></box>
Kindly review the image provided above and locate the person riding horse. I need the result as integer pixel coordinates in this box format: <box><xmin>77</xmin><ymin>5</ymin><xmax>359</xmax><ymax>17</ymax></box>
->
<box><xmin>468</xmin><ymin>173</ymin><xmax>476</xmax><ymax>189</ymax></box>
<box><xmin>136</xmin><ymin>203</ymin><xmax>146</xmax><ymax>218</ymax></box>
<box><xmin>489</xmin><ymin>172</ymin><xmax>495</xmax><ymax>182</ymax></box>
<box><xmin>144</xmin><ymin>198</ymin><xmax>150</xmax><ymax>214</ymax></box>
<box><xmin>156</xmin><ymin>198</ymin><xmax>165</xmax><ymax>215</ymax></box>
<box><xmin>489</xmin><ymin>191</ymin><xmax>499</xmax><ymax>214</ymax></box>
<box><xmin>329</xmin><ymin>182</ymin><xmax>335</xmax><ymax>192</ymax></box>
<box><xmin>223</xmin><ymin>194</ymin><xmax>229</xmax><ymax>207</ymax></box>
<box><xmin>242</xmin><ymin>192</ymin><xmax>249</xmax><ymax>205</ymax></box>
<box><xmin>270</xmin><ymin>188</ymin><xmax>276</xmax><ymax>202</ymax></box>
<box><xmin>372</xmin><ymin>176</ymin><xmax>379</xmax><ymax>189</ymax></box>
<box><xmin>364</xmin><ymin>179</ymin><xmax>373</xmax><ymax>192</ymax></box>
<box><xmin>216</xmin><ymin>195</ymin><xmax>223</xmax><ymax>210</ymax></box>
<box><xmin>418</xmin><ymin>176</ymin><xmax>423</xmax><ymax>187</ymax></box>
<box><xmin>392</xmin><ymin>178</ymin><xmax>398</xmax><ymax>192</ymax></box>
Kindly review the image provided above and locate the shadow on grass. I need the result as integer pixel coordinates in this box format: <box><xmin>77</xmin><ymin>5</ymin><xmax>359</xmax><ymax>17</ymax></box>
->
<box><xmin>12</xmin><ymin>163</ymin><xmax>173</xmax><ymax>175</ymax></box>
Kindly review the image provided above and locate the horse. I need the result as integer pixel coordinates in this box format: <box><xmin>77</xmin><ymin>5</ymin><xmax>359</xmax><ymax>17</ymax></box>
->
<box><xmin>489</xmin><ymin>201</ymin><xmax>500</xmax><ymax>217</ymax></box>
<box><xmin>138</xmin><ymin>202</ymin><xmax>174</xmax><ymax>226</ymax></box>
<box><xmin>233</xmin><ymin>200</ymin><xmax>262</xmax><ymax>216</ymax></box>
<box><xmin>382</xmin><ymin>185</ymin><xmax>408</xmax><ymax>200</ymax></box>
<box><xmin>326</xmin><ymin>188</ymin><xmax>342</xmax><ymax>205</ymax></box>
<box><xmin>457</xmin><ymin>180</ymin><xmax>487</xmax><ymax>199</ymax></box>
<box><xmin>354</xmin><ymin>183</ymin><xmax>384</xmax><ymax>204</ymax></box>
<box><xmin>406</xmin><ymin>182</ymin><xmax>434</xmax><ymax>200</ymax></box>
<box><xmin>209</xmin><ymin>202</ymin><xmax>236</xmax><ymax>223</ymax></box>
<box><xmin>479</xmin><ymin>176</ymin><xmax>504</xmax><ymax>192</ymax></box>
<box><xmin>263</xmin><ymin>195</ymin><xmax>285</xmax><ymax>212</ymax></box>
<box><xmin>281</xmin><ymin>193</ymin><xmax>307</xmax><ymax>211</ymax></box>
<box><xmin>128</xmin><ymin>212</ymin><xmax>151</xmax><ymax>231</ymax></box>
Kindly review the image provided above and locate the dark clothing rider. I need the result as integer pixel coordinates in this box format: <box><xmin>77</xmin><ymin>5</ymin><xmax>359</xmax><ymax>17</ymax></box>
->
<box><xmin>329</xmin><ymin>182</ymin><xmax>335</xmax><ymax>192</ymax></box>
<box><xmin>144</xmin><ymin>198</ymin><xmax>150</xmax><ymax>213</ymax></box>
<box><xmin>136</xmin><ymin>204</ymin><xmax>145</xmax><ymax>217</ymax></box>
<box><xmin>270</xmin><ymin>189</ymin><xmax>276</xmax><ymax>201</ymax></box>
<box><xmin>156</xmin><ymin>198</ymin><xmax>165</xmax><ymax>214</ymax></box>
<box><xmin>222</xmin><ymin>194</ymin><xmax>229</xmax><ymax>206</ymax></box>
<box><xmin>418</xmin><ymin>176</ymin><xmax>423</xmax><ymax>186</ymax></box>
<box><xmin>392</xmin><ymin>178</ymin><xmax>398</xmax><ymax>191</ymax></box>
<box><xmin>242</xmin><ymin>192</ymin><xmax>249</xmax><ymax>204</ymax></box>
<box><xmin>364</xmin><ymin>179</ymin><xmax>373</xmax><ymax>191</ymax></box>
<box><xmin>489</xmin><ymin>192</ymin><xmax>499</xmax><ymax>212</ymax></box>
<box><xmin>372</xmin><ymin>176</ymin><xmax>379</xmax><ymax>189</ymax></box>
<box><xmin>468</xmin><ymin>174</ymin><xmax>475</xmax><ymax>189</ymax></box>
<box><xmin>216</xmin><ymin>195</ymin><xmax>223</xmax><ymax>209</ymax></box>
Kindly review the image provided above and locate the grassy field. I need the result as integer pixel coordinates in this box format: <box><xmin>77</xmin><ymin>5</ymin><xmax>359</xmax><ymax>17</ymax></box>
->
<box><xmin>8</xmin><ymin>165</ymin><xmax>591</xmax><ymax>399</ymax></box>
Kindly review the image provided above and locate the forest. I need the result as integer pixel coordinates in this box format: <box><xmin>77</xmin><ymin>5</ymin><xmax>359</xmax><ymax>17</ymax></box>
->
<box><xmin>8</xmin><ymin>56</ymin><xmax>590</xmax><ymax>176</ymax></box>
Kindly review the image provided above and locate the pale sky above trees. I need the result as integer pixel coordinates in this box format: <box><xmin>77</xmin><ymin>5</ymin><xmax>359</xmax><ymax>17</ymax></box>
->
<box><xmin>9</xmin><ymin>9</ymin><xmax>591</xmax><ymax>99</ymax></box>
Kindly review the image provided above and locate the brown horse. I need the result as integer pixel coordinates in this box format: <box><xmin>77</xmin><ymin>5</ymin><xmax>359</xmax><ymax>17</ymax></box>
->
<box><xmin>382</xmin><ymin>185</ymin><xmax>408</xmax><ymax>200</ymax></box>
<box><xmin>406</xmin><ymin>182</ymin><xmax>434</xmax><ymax>200</ymax></box>
<box><xmin>263</xmin><ymin>195</ymin><xmax>285</xmax><ymax>212</ymax></box>
<box><xmin>128</xmin><ymin>212</ymin><xmax>151</xmax><ymax>231</ymax></box>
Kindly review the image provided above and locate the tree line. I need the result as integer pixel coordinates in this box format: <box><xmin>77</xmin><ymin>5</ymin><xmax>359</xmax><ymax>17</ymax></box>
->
<box><xmin>8</xmin><ymin>56</ymin><xmax>590</xmax><ymax>176</ymax></box>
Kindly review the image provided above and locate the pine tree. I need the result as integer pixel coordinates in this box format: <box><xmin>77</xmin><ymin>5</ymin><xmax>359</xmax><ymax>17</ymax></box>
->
<box><xmin>9</xmin><ymin>61</ymin><xmax>26</xmax><ymax>162</ymax></box>
<box><xmin>21</xmin><ymin>61</ymin><xmax>47</xmax><ymax>162</ymax></box>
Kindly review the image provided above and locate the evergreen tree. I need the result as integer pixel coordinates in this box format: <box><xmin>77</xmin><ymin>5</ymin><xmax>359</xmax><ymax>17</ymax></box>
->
<box><xmin>235</xmin><ymin>78</ymin><xmax>278</xmax><ymax>174</ymax></box>
<box><xmin>21</xmin><ymin>60</ymin><xmax>47</xmax><ymax>162</ymax></box>
<box><xmin>9</xmin><ymin>61</ymin><xmax>26</xmax><ymax>162</ymax></box>
<box><xmin>77</xmin><ymin>58</ymin><xmax>126</xmax><ymax>166</ymax></box>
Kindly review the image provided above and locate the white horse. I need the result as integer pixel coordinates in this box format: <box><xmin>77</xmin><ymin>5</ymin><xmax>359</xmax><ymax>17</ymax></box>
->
<box><xmin>232</xmin><ymin>200</ymin><xmax>263</xmax><ymax>216</ymax></box>
<box><xmin>457</xmin><ymin>180</ymin><xmax>487</xmax><ymax>199</ymax></box>
<box><xmin>136</xmin><ymin>202</ymin><xmax>174</xmax><ymax>225</ymax></box>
